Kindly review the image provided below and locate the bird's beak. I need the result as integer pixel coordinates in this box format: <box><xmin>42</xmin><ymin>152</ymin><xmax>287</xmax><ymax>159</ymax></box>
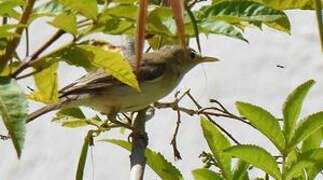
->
<box><xmin>199</xmin><ymin>56</ymin><xmax>220</xmax><ymax>62</ymax></box>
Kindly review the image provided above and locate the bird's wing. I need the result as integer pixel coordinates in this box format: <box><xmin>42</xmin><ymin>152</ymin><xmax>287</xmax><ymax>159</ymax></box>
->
<box><xmin>59</xmin><ymin>61</ymin><xmax>166</xmax><ymax>96</ymax></box>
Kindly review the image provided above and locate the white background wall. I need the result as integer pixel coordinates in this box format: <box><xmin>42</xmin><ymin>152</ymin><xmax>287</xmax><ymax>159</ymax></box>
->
<box><xmin>0</xmin><ymin>7</ymin><xmax>322</xmax><ymax>180</ymax></box>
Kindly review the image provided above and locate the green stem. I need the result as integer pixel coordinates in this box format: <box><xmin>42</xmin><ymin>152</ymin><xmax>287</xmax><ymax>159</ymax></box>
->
<box><xmin>0</xmin><ymin>0</ymin><xmax>36</xmax><ymax>73</ymax></box>
<box><xmin>314</xmin><ymin>0</ymin><xmax>323</xmax><ymax>53</ymax></box>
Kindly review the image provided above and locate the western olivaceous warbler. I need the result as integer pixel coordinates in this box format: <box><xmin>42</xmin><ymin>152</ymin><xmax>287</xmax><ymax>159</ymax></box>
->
<box><xmin>27</xmin><ymin>46</ymin><xmax>219</xmax><ymax>123</ymax></box>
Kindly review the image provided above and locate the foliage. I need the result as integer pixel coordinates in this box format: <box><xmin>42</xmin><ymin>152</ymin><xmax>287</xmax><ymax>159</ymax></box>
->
<box><xmin>0</xmin><ymin>0</ymin><xmax>321</xmax><ymax>179</ymax></box>
<box><xmin>191</xmin><ymin>80</ymin><xmax>323</xmax><ymax>180</ymax></box>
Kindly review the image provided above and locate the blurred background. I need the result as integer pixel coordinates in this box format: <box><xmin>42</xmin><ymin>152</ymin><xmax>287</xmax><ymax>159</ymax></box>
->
<box><xmin>0</xmin><ymin>6</ymin><xmax>322</xmax><ymax>180</ymax></box>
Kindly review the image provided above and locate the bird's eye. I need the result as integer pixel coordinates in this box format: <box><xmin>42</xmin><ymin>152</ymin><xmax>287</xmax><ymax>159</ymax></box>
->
<box><xmin>190</xmin><ymin>51</ymin><xmax>197</xmax><ymax>59</ymax></box>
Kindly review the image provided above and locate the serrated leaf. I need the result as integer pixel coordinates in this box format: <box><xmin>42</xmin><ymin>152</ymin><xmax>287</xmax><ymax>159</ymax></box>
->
<box><xmin>200</xmin><ymin>116</ymin><xmax>232</xmax><ymax>179</ymax></box>
<box><xmin>52</xmin><ymin>107</ymin><xmax>103</xmax><ymax>128</ymax></box>
<box><xmin>103</xmin><ymin>4</ymin><xmax>138</xmax><ymax>20</ymax></box>
<box><xmin>286</xmin><ymin>148</ymin><xmax>323</xmax><ymax>180</ymax></box>
<box><xmin>199</xmin><ymin>20</ymin><xmax>248</xmax><ymax>42</ymax></box>
<box><xmin>224</xmin><ymin>145</ymin><xmax>282</xmax><ymax>180</ymax></box>
<box><xmin>100</xmin><ymin>139</ymin><xmax>184</xmax><ymax>180</ymax></box>
<box><xmin>57</xmin><ymin>45</ymin><xmax>98</xmax><ymax>72</ymax></box>
<box><xmin>301</xmin><ymin>127</ymin><xmax>323</xmax><ymax>152</ymax></box>
<box><xmin>0</xmin><ymin>77</ymin><xmax>27</xmax><ymax>158</ymax></box>
<box><xmin>0</xmin><ymin>0</ymin><xmax>24</xmax><ymax>16</ymax></box>
<box><xmin>78</xmin><ymin>45</ymin><xmax>140</xmax><ymax>91</ymax></box>
<box><xmin>31</xmin><ymin>0</ymin><xmax>69</xmax><ymax>22</ymax></box>
<box><xmin>232</xmin><ymin>160</ymin><xmax>250</xmax><ymax>180</ymax></box>
<box><xmin>288</xmin><ymin>112</ymin><xmax>323</xmax><ymax>151</ymax></box>
<box><xmin>199</xmin><ymin>1</ymin><xmax>287</xmax><ymax>23</ymax></box>
<box><xmin>48</xmin><ymin>12</ymin><xmax>77</xmax><ymax>35</ymax></box>
<box><xmin>282</xmin><ymin>79</ymin><xmax>315</xmax><ymax>143</ymax></box>
<box><xmin>235</xmin><ymin>101</ymin><xmax>285</xmax><ymax>153</ymax></box>
<box><xmin>58</xmin><ymin>0</ymin><xmax>98</xmax><ymax>19</ymax></box>
<box><xmin>27</xmin><ymin>61</ymin><xmax>59</xmax><ymax>103</ymax></box>
<box><xmin>76</xmin><ymin>133</ymin><xmax>89</xmax><ymax>180</ymax></box>
<box><xmin>0</xmin><ymin>24</ymin><xmax>27</xmax><ymax>38</ymax></box>
<box><xmin>264</xmin><ymin>17</ymin><xmax>290</xmax><ymax>34</ymax></box>
<box><xmin>192</xmin><ymin>168</ymin><xmax>224</xmax><ymax>180</ymax></box>
<box><xmin>261</xmin><ymin>0</ymin><xmax>321</xmax><ymax>10</ymax></box>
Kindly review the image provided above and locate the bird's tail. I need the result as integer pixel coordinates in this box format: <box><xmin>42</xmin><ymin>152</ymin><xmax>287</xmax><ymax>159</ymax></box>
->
<box><xmin>26</xmin><ymin>103</ymin><xmax>60</xmax><ymax>123</ymax></box>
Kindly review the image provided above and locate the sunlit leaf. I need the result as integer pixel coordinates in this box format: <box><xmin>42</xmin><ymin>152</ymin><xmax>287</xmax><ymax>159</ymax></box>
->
<box><xmin>286</xmin><ymin>148</ymin><xmax>323</xmax><ymax>180</ymax></box>
<box><xmin>0</xmin><ymin>77</ymin><xmax>27</xmax><ymax>158</ymax></box>
<box><xmin>282</xmin><ymin>79</ymin><xmax>315</xmax><ymax>143</ymax></box>
<box><xmin>0</xmin><ymin>0</ymin><xmax>24</xmax><ymax>16</ymax></box>
<box><xmin>100</xmin><ymin>139</ymin><xmax>184</xmax><ymax>180</ymax></box>
<box><xmin>301</xmin><ymin>127</ymin><xmax>323</xmax><ymax>152</ymax></box>
<box><xmin>28</xmin><ymin>61</ymin><xmax>59</xmax><ymax>103</ymax></box>
<box><xmin>198</xmin><ymin>20</ymin><xmax>247</xmax><ymax>42</ymax></box>
<box><xmin>235</xmin><ymin>101</ymin><xmax>285</xmax><ymax>153</ymax></box>
<box><xmin>58</xmin><ymin>0</ymin><xmax>98</xmax><ymax>19</ymax></box>
<box><xmin>224</xmin><ymin>145</ymin><xmax>282</xmax><ymax>180</ymax></box>
<box><xmin>192</xmin><ymin>168</ymin><xmax>224</xmax><ymax>180</ymax></box>
<box><xmin>48</xmin><ymin>12</ymin><xmax>77</xmax><ymax>35</ymax></box>
<box><xmin>232</xmin><ymin>160</ymin><xmax>250</xmax><ymax>180</ymax></box>
<box><xmin>264</xmin><ymin>17</ymin><xmax>290</xmax><ymax>34</ymax></box>
<box><xmin>33</xmin><ymin>0</ymin><xmax>67</xmax><ymax>15</ymax></box>
<box><xmin>200</xmin><ymin>116</ymin><xmax>232</xmax><ymax>179</ymax></box>
<box><xmin>103</xmin><ymin>4</ymin><xmax>138</xmax><ymax>20</ymax></box>
<box><xmin>52</xmin><ymin>107</ymin><xmax>103</xmax><ymax>128</ymax></box>
<box><xmin>288</xmin><ymin>112</ymin><xmax>323</xmax><ymax>151</ymax></box>
<box><xmin>199</xmin><ymin>1</ymin><xmax>290</xmax><ymax>34</ymax></box>
<box><xmin>0</xmin><ymin>24</ymin><xmax>27</xmax><ymax>38</ymax></box>
<box><xmin>78</xmin><ymin>45</ymin><xmax>140</xmax><ymax>91</ymax></box>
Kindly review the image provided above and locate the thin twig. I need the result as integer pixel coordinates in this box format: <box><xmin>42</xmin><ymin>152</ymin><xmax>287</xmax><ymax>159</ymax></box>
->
<box><xmin>170</xmin><ymin>110</ymin><xmax>182</xmax><ymax>160</ymax></box>
<box><xmin>0</xmin><ymin>0</ymin><xmax>36</xmax><ymax>73</ymax></box>
<box><xmin>10</xmin><ymin>30</ymin><xmax>65</xmax><ymax>78</ymax></box>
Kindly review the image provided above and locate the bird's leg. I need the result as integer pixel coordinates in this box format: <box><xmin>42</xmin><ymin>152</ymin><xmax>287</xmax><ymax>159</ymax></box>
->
<box><xmin>107</xmin><ymin>111</ymin><xmax>132</xmax><ymax>129</ymax></box>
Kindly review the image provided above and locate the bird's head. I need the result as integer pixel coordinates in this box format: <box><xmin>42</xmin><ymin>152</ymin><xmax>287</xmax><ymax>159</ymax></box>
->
<box><xmin>163</xmin><ymin>46</ymin><xmax>219</xmax><ymax>73</ymax></box>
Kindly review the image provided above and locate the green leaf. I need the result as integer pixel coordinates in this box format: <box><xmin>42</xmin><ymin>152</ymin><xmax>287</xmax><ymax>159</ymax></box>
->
<box><xmin>0</xmin><ymin>24</ymin><xmax>27</xmax><ymax>38</ymax></box>
<box><xmin>100</xmin><ymin>139</ymin><xmax>184</xmax><ymax>180</ymax></box>
<box><xmin>0</xmin><ymin>0</ymin><xmax>24</xmax><ymax>16</ymax></box>
<box><xmin>48</xmin><ymin>12</ymin><xmax>77</xmax><ymax>35</ymax></box>
<box><xmin>57</xmin><ymin>45</ymin><xmax>98</xmax><ymax>72</ymax></box>
<box><xmin>200</xmin><ymin>117</ymin><xmax>231</xmax><ymax>179</ymax></box>
<box><xmin>261</xmin><ymin>0</ymin><xmax>321</xmax><ymax>10</ymax></box>
<box><xmin>52</xmin><ymin>107</ymin><xmax>103</xmax><ymax>128</ymax></box>
<box><xmin>232</xmin><ymin>160</ymin><xmax>250</xmax><ymax>180</ymax></box>
<box><xmin>78</xmin><ymin>45</ymin><xmax>140</xmax><ymax>91</ymax></box>
<box><xmin>286</xmin><ymin>148</ymin><xmax>323</xmax><ymax>180</ymax></box>
<box><xmin>224</xmin><ymin>145</ymin><xmax>282</xmax><ymax>180</ymax></box>
<box><xmin>211</xmin><ymin>0</ymin><xmax>321</xmax><ymax>10</ymax></box>
<box><xmin>95</xmin><ymin>17</ymin><xmax>134</xmax><ymax>35</ymax></box>
<box><xmin>264</xmin><ymin>17</ymin><xmax>290</xmax><ymax>34</ymax></box>
<box><xmin>28</xmin><ymin>61</ymin><xmax>59</xmax><ymax>104</ymax></box>
<box><xmin>288</xmin><ymin>112</ymin><xmax>323</xmax><ymax>151</ymax></box>
<box><xmin>76</xmin><ymin>134</ymin><xmax>89</xmax><ymax>180</ymax></box>
<box><xmin>103</xmin><ymin>4</ymin><xmax>138</xmax><ymax>20</ymax></box>
<box><xmin>235</xmin><ymin>101</ymin><xmax>285</xmax><ymax>153</ymax></box>
<box><xmin>301</xmin><ymin>127</ymin><xmax>323</xmax><ymax>152</ymax></box>
<box><xmin>0</xmin><ymin>77</ymin><xmax>27</xmax><ymax>158</ymax></box>
<box><xmin>283</xmin><ymin>79</ymin><xmax>315</xmax><ymax>143</ymax></box>
<box><xmin>58</xmin><ymin>0</ymin><xmax>98</xmax><ymax>19</ymax></box>
<box><xmin>192</xmin><ymin>168</ymin><xmax>224</xmax><ymax>180</ymax></box>
<box><xmin>199</xmin><ymin>20</ymin><xmax>247</xmax><ymax>42</ymax></box>
<box><xmin>199</xmin><ymin>1</ymin><xmax>287</xmax><ymax>23</ymax></box>
<box><xmin>33</xmin><ymin>0</ymin><xmax>68</xmax><ymax>15</ymax></box>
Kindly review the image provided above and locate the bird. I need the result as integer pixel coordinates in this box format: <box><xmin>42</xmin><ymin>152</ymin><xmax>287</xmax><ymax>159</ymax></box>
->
<box><xmin>27</xmin><ymin>45</ymin><xmax>219</xmax><ymax>123</ymax></box>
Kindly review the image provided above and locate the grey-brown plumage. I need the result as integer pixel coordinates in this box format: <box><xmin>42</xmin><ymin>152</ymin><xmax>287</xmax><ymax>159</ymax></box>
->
<box><xmin>27</xmin><ymin>46</ymin><xmax>218</xmax><ymax>123</ymax></box>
